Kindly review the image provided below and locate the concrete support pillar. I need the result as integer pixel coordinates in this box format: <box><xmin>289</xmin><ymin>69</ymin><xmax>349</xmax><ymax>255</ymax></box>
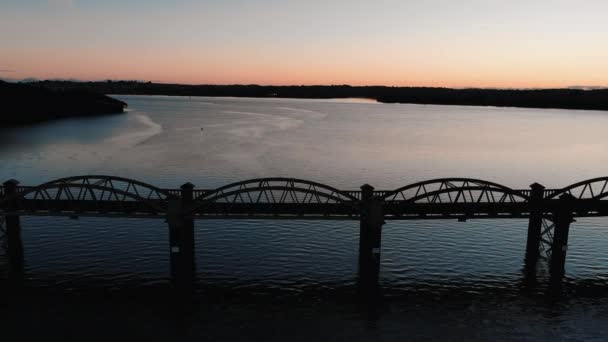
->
<box><xmin>3</xmin><ymin>179</ymin><xmax>24</xmax><ymax>286</ymax></box>
<box><xmin>550</xmin><ymin>193</ymin><xmax>575</xmax><ymax>278</ymax></box>
<box><xmin>525</xmin><ymin>183</ymin><xmax>545</xmax><ymax>270</ymax></box>
<box><xmin>180</xmin><ymin>182</ymin><xmax>195</xmax><ymax>279</ymax></box>
<box><xmin>168</xmin><ymin>183</ymin><xmax>196</xmax><ymax>291</ymax></box>
<box><xmin>358</xmin><ymin>184</ymin><xmax>384</xmax><ymax>296</ymax></box>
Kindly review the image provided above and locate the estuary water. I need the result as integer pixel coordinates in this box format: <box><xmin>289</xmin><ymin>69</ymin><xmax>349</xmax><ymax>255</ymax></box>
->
<box><xmin>2</xmin><ymin>95</ymin><xmax>608</xmax><ymax>340</ymax></box>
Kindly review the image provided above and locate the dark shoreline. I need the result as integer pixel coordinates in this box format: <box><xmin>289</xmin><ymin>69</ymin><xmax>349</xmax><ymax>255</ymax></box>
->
<box><xmin>33</xmin><ymin>80</ymin><xmax>608</xmax><ymax>112</ymax></box>
<box><xmin>0</xmin><ymin>81</ymin><xmax>127</xmax><ymax>126</ymax></box>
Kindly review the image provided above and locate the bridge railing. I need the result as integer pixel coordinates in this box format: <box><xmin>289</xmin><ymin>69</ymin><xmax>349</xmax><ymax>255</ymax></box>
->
<box><xmin>162</xmin><ymin>189</ymin><xmax>216</xmax><ymax>199</ymax></box>
<box><xmin>192</xmin><ymin>189</ymin><xmax>212</xmax><ymax>198</ymax></box>
<box><xmin>0</xmin><ymin>185</ymin><xmax>39</xmax><ymax>198</ymax></box>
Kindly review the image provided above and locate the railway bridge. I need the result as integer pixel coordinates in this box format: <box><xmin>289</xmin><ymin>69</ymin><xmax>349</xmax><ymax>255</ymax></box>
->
<box><xmin>3</xmin><ymin>175</ymin><xmax>608</xmax><ymax>290</ymax></box>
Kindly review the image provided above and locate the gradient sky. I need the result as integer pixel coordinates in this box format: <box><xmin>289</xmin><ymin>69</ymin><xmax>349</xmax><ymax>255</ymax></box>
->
<box><xmin>1</xmin><ymin>0</ymin><xmax>607</xmax><ymax>87</ymax></box>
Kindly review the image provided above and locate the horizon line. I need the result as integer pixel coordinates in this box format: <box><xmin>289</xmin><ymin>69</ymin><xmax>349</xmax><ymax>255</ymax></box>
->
<box><xmin>2</xmin><ymin>78</ymin><xmax>606</xmax><ymax>91</ymax></box>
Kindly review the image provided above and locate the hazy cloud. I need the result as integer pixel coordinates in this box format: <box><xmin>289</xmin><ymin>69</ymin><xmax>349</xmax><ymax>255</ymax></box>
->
<box><xmin>0</xmin><ymin>69</ymin><xmax>15</xmax><ymax>73</ymax></box>
<box><xmin>48</xmin><ymin>0</ymin><xmax>74</xmax><ymax>7</ymax></box>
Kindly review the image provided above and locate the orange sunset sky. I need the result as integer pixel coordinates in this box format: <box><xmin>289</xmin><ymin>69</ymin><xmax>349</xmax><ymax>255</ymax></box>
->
<box><xmin>1</xmin><ymin>0</ymin><xmax>607</xmax><ymax>88</ymax></box>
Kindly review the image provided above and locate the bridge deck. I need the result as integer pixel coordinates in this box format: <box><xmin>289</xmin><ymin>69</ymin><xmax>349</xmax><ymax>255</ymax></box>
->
<box><xmin>2</xmin><ymin>195</ymin><xmax>608</xmax><ymax>220</ymax></box>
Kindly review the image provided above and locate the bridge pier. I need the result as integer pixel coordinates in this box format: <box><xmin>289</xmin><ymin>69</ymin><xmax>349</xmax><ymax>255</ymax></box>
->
<box><xmin>358</xmin><ymin>184</ymin><xmax>384</xmax><ymax>296</ymax></box>
<box><xmin>550</xmin><ymin>194</ymin><xmax>575</xmax><ymax>278</ymax></box>
<box><xmin>168</xmin><ymin>183</ymin><xmax>196</xmax><ymax>291</ymax></box>
<box><xmin>3</xmin><ymin>179</ymin><xmax>25</xmax><ymax>287</ymax></box>
<box><xmin>525</xmin><ymin>183</ymin><xmax>545</xmax><ymax>271</ymax></box>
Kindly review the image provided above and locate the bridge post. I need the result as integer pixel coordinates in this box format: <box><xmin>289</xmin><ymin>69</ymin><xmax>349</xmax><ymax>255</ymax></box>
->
<box><xmin>180</xmin><ymin>182</ymin><xmax>196</xmax><ymax>283</ymax></box>
<box><xmin>3</xmin><ymin>179</ymin><xmax>25</xmax><ymax>286</ymax></box>
<box><xmin>550</xmin><ymin>193</ymin><xmax>575</xmax><ymax>278</ymax></box>
<box><xmin>525</xmin><ymin>183</ymin><xmax>545</xmax><ymax>270</ymax></box>
<box><xmin>167</xmin><ymin>183</ymin><xmax>196</xmax><ymax>291</ymax></box>
<box><xmin>358</xmin><ymin>184</ymin><xmax>384</xmax><ymax>296</ymax></box>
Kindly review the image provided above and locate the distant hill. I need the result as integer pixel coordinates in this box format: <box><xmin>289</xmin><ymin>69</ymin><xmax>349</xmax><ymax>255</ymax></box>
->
<box><xmin>0</xmin><ymin>81</ymin><xmax>126</xmax><ymax>126</ymax></box>
<box><xmin>568</xmin><ymin>86</ymin><xmax>607</xmax><ymax>90</ymax></box>
<box><xmin>31</xmin><ymin>80</ymin><xmax>608</xmax><ymax>112</ymax></box>
<box><xmin>377</xmin><ymin>88</ymin><xmax>608</xmax><ymax>111</ymax></box>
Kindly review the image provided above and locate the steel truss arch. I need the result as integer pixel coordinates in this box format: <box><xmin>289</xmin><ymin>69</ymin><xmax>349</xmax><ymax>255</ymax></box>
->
<box><xmin>393</xmin><ymin>186</ymin><xmax>530</xmax><ymax>205</ymax></box>
<box><xmin>546</xmin><ymin>177</ymin><xmax>608</xmax><ymax>200</ymax></box>
<box><xmin>0</xmin><ymin>176</ymin><xmax>175</xmax><ymax>214</ymax></box>
<box><xmin>381</xmin><ymin>178</ymin><xmax>529</xmax><ymax>202</ymax></box>
<box><xmin>187</xmin><ymin>178</ymin><xmax>361</xmax><ymax>215</ymax></box>
<box><xmin>34</xmin><ymin>175</ymin><xmax>175</xmax><ymax>200</ymax></box>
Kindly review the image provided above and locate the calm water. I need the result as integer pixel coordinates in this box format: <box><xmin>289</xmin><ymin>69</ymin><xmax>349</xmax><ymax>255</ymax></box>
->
<box><xmin>3</xmin><ymin>95</ymin><xmax>608</xmax><ymax>340</ymax></box>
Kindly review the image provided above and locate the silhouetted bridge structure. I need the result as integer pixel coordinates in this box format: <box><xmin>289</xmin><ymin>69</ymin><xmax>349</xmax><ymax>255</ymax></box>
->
<box><xmin>3</xmin><ymin>175</ymin><xmax>608</xmax><ymax>290</ymax></box>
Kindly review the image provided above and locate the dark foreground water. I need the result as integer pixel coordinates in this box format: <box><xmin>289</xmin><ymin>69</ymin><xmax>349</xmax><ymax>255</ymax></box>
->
<box><xmin>2</xmin><ymin>96</ymin><xmax>608</xmax><ymax>340</ymax></box>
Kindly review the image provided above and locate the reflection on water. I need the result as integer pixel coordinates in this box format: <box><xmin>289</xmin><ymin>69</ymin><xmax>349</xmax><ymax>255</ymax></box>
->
<box><xmin>2</xmin><ymin>95</ymin><xmax>608</xmax><ymax>339</ymax></box>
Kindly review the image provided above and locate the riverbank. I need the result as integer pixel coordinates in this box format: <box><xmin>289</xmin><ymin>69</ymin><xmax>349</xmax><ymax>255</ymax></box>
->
<box><xmin>0</xmin><ymin>81</ymin><xmax>126</xmax><ymax>126</ymax></box>
<box><xmin>31</xmin><ymin>80</ymin><xmax>608</xmax><ymax>112</ymax></box>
